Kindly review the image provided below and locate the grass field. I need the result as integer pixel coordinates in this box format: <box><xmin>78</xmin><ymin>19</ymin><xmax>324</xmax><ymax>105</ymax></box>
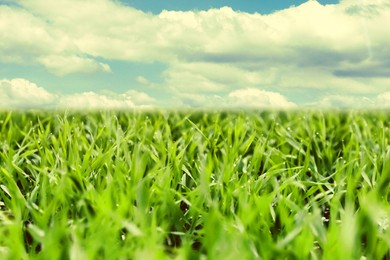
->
<box><xmin>0</xmin><ymin>110</ymin><xmax>389</xmax><ymax>259</ymax></box>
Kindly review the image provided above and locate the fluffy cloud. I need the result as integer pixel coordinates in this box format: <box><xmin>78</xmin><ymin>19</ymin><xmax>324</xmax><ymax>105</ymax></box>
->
<box><xmin>0</xmin><ymin>78</ymin><xmax>155</xmax><ymax>109</ymax></box>
<box><xmin>311</xmin><ymin>91</ymin><xmax>390</xmax><ymax>108</ymax></box>
<box><xmin>0</xmin><ymin>79</ymin><xmax>56</xmax><ymax>108</ymax></box>
<box><xmin>171</xmin><ymin>88</ymin><xmax>296</xmax><ymax>108</ymax></box>
<box><xmin>122</xmin><ymin>90</ymin><xmax>156</xmax><ymax>106</ymax></box>
<box><xmin>173</xmin><ymin>93</ymin><xmax>225</xmax><ymax>108</ymax></box>
<box><xmin>1</xmin><ymin>0</ymin><xmax>390</xmax><ymax>103</ymax></box>
<box><xmin>314</xmin><ymin>95</ymin><xmax>375</xmax><ymax>108</ymax></box>
<box><xmin>377</xmin><ymin>92</ymin><xmax>390</xmax><ymax>105</ymax></box>
<box><xmin>228</xmin><ymin>88</ymin><xmax>297</xmax><ymax>108</ymax></box>
<box><xmin>58</xmin><ymin>92</ymin><xmax>135</xmax><ymax>109</ymax></box>
<box><xmin>4</xmin><ymin>1</ymin><xmax>390</xmax><ymax>64</ymax></box>
<box><xmin>0</xmin><ymin>4</ymin><xmax>111</xmax><ymax>75</ymax></box>
<box><xmin>1</xmin><ymin>78</ymin><xmax>389</xmax><ymax>109</ymax></box>
<box><xmin>163</xmin><ymin>61</ymin><xmax>389</xmax><ymax>97</ymax></box>
<box><xmin>38</xmin><ymin>55</ymin><xmax>111</xmax><ymax>76</ymax></box>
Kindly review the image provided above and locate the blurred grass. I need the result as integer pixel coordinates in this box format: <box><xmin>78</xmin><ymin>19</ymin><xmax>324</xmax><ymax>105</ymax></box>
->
<box><xmin>0</xmin><ymin>110</ymin><xmax>389</xmax><ymax>259</ymax></box>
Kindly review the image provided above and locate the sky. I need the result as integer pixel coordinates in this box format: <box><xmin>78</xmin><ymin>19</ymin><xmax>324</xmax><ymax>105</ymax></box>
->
<box><xmin>0</xmin><ymin>0</ymin><xmax>390</xmax><ymax>109</ymax></box>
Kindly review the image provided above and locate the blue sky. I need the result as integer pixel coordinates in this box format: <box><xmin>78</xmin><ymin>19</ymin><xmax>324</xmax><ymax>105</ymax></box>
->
<box><xmin>0</xmin><ymin>0</ymin><xmax>389</xmax><ymax>109</ymax></box>
<box><xmin>121</xmin><ymin>0</ymin><xmax>339</xmax><ymax>14</ymax></box>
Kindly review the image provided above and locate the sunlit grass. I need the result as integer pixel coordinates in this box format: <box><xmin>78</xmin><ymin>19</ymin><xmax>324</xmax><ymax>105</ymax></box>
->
<box><xmin>0</xmin><ymin>110</ymin><xmax>389</xmax><ymax>259</ymax></box>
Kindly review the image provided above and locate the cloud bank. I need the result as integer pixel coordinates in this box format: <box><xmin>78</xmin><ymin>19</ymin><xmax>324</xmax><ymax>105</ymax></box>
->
<box><xmin>1</xmin><ymin>0</ymin><xmax>389</xmax><ymax>107</ymax></box>
<box><xmin>0</xmin><ymin>79</ymin><xmax>55</xmax><ymax>108</ymax></box>
<box><xmin>0</xmin><ymin>79</ymin><xmax>155</xmax><ymax>109</ymax></box>
<box><xmin>1</xmin><ymin>78</ymin><xmax>297</xmax><ymax>109</ymax></box>
<box><xmin>1</xmin><ymin>78</ymin><xmax>389</xmax><ymax>109</ymax></box>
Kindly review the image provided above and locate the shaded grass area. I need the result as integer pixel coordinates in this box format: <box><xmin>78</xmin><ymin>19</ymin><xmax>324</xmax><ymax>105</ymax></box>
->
<box><xmin>0</xmin><ymin>110</ymin><xmax>389</xmax><ymax>259</ymax></box>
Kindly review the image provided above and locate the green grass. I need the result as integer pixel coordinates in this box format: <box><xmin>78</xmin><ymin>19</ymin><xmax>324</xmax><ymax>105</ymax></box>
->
<box><xmin>0</xmin><ymin>110</ymin><xmax>389</xmax><ymax>259</ymax></box>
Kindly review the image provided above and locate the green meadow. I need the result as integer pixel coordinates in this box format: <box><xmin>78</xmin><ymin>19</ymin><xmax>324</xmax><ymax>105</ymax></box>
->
<box><xmin>0</xmin><ymin>110</ymin><xmax>389</xmax><ymax>259</ymax></box>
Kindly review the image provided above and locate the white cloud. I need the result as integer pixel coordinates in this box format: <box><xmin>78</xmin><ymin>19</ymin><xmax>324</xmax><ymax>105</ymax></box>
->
<box><xmin>38</xmin><ymin>55</ymin><xmax>111</xmax><ymax>76</ymax></box>
<box><xmin>165</xmin><ymin>70</ymin><xmax>228</xmax><ymax>94</ymax></box>
<box><xmin>121</xmin><ymin>90</ymin><xmax>156</xmax><ymax>106</ymax></box>
<box><xmin>312</xmin><ymin>91</ymin><xmax>390</xmax><ymax>108</ymax></box>
<box><xmin>173</xmin><ymin>93</ymin><xmax>225</xmax><ymax>108</ymax></box>
<box><xmin>227</xmin><ymin>88</ymin><xmax>297</xmax><ymax>108</ymax></box>
<box><xmin>172</xmin><ymin>88</ymin><xmax>296</xmax><ymax>108</ymax></box>
<box><xmin>1</xmin><ymin>0</ymin><xmax>390</xmax><ymax>102</ymax></box>
<box><xmin>2</xmin><ymin>78</ymin><xmax>389</xmax><ymax>109</ymax></box>
<box><xmin>163</xmin><ymin>62</ymin><xmax>261</xmax><ymax>93</ymax></box>
<box><xmin>377</xmin><ymin>92</ymin><xmax>390</xmax><ymax>105</ymax></box>
<box><xmin>58</xmin><ymin>92</ymin><xmax>135</xmax><ymax>109</ymax></box>
<box><xmin>136</xmin><ymin>76</ymin><xmax>151</xmax><ymax>86</ymax></box>
<box><xmin>0</xmin><ymin>4</ymin><xmax>111</xmax><ymax>75</ymax></box>
<box><xmin>136</xmin><ymin>76</ymin><xmax>159</xmax><ymax>89</ymax></box>
<box><xmin>314</xmin><ymin>95</ymin><xmax>375</xmax><ymax>108</ymax></box>
<box><xmin>162</xmin><ymin>61</ymin><xmax>390</xmax><ymax>97</ymax></box>
<box><xmin>0</xmin><ymin>78</ymin><xmax>56</xmax><ymax>108</ymax></box>
<box><xmin>4</xmin><ymin>1</ymin><xmax>390</xmax><ymax>64</ymax></box>
<box><xmin>0</xmin><ymin>78</ymin><xmax>155</xmax><ymax>109</ymax></box>
<box><xmin>59</xmin><ymin>90</ymin><xmax>157</xmax><ymax>109</ymax></box>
